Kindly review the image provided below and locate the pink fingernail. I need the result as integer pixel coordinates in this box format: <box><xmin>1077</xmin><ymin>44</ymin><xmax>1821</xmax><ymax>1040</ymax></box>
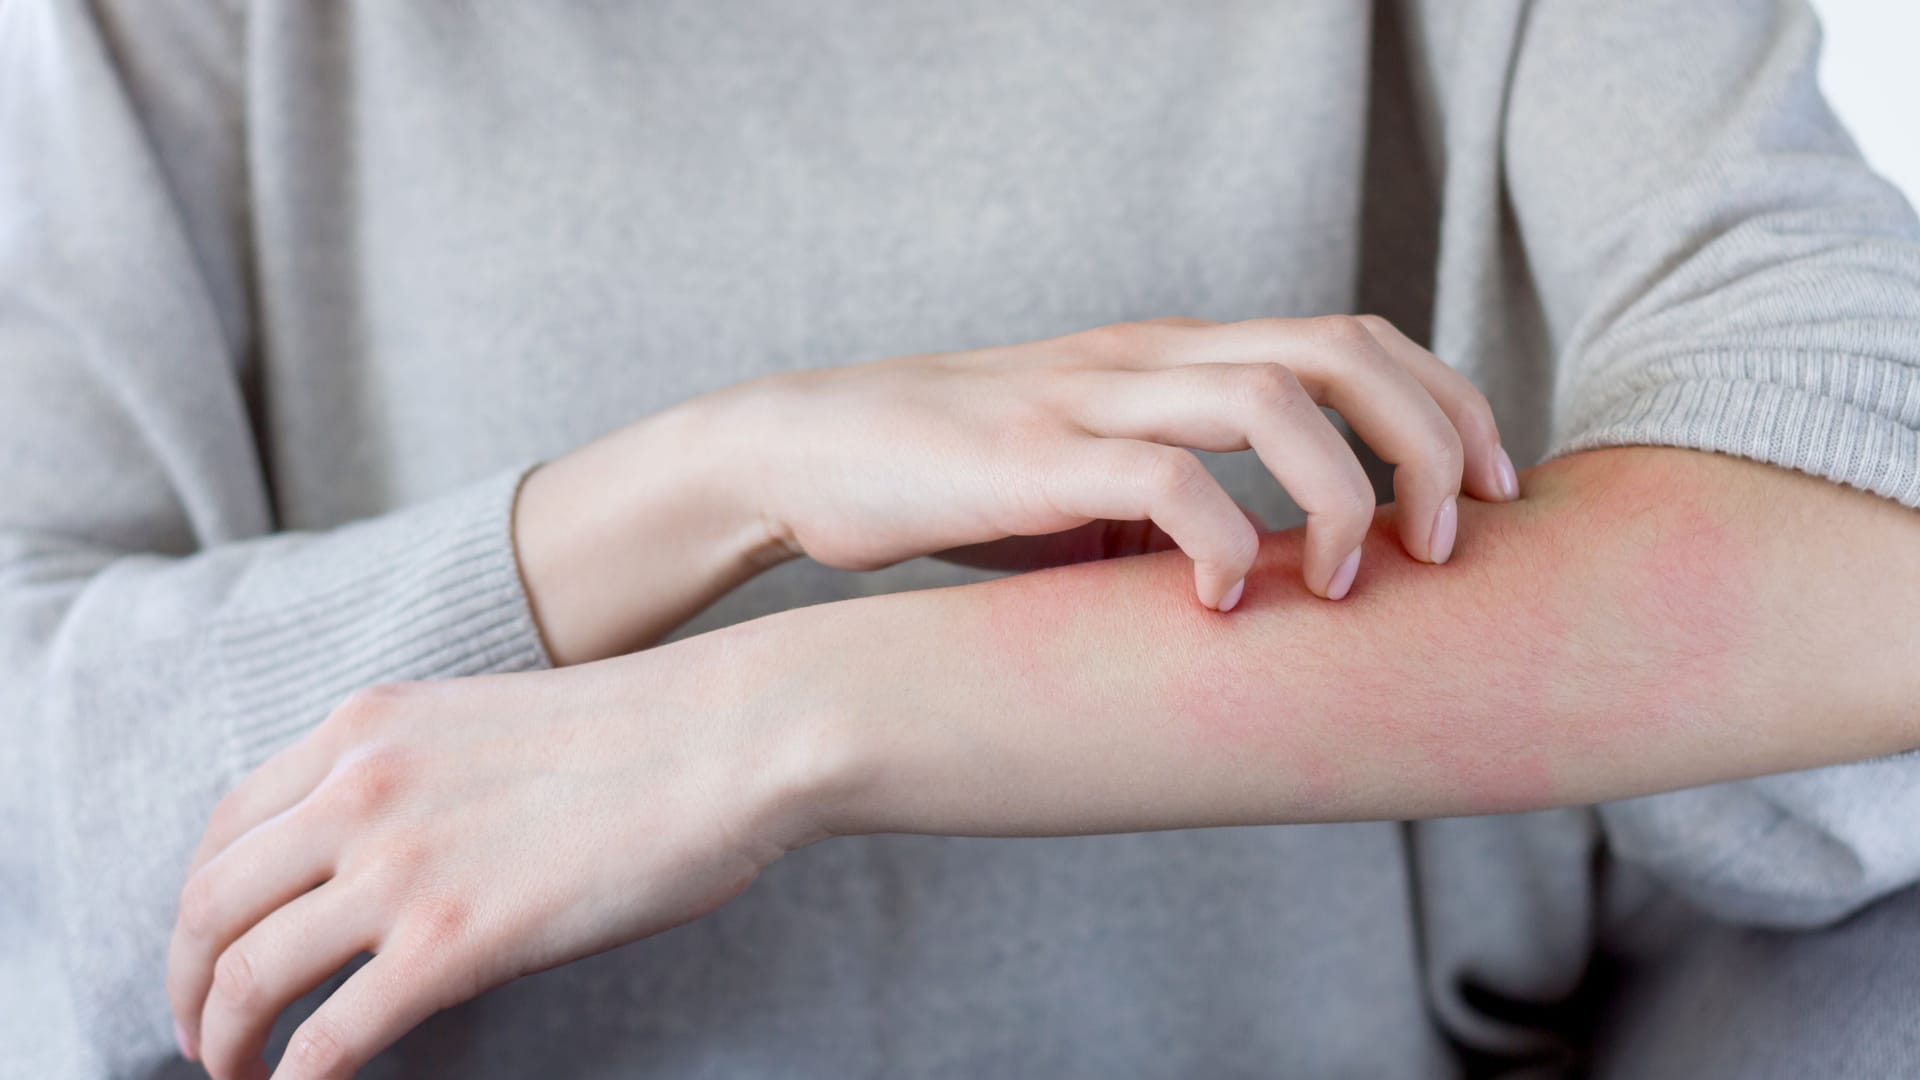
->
<box><xmin>1218</xmin><ymin>578</ymin><xmax>1246</xmax><ymax>613</ymax></box>
<box><xmin>1494</xmin><ymin>445</ymin><xmax>1520</xmax><ymax>500</ymax></box>
<box><xmin>174</xmin><ymin>1020</ymin><xmax>195</xmax><ymax>1061</ymax></box>
<box><xmin>1429</xmin><ymin>497</ymin><xmax>1458</xmax><ymax>564</ymax></box>
<box><xmin>1327</xmin><ymin>547</ymin><xmax>1361</xmax><ymax>600</ymax></box>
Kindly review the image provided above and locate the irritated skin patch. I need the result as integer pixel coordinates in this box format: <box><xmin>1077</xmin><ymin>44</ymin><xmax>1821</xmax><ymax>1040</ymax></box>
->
<box><xmin>1551</xmin><ymin>487</ymin><xmax>1758</xmax><ymax>792</ymax></box>
<box><xmin>851</xmin><ymin>448</ymin><xmax>1901</xmax><ymax>843</ymax></box>
<box><xmin>1157</xmin><ymin>485</ymin><xmax>1755</xmax><ymax>820</ymax></box>
<box><xmin>967</xmin><ymin>457</ymin><xmax>1761</xmax><ymax>827</ymax></box>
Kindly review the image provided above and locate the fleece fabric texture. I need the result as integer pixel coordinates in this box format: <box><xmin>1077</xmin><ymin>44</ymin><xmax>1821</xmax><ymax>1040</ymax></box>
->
<box><xmin>2</xmin><ymin>1</ymin><xmax>1917</xmax><ymax>1076</ymax></box>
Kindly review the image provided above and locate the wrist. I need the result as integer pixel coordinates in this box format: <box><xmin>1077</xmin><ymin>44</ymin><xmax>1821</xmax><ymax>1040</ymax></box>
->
<box><xmin>512</xmin><ymin>393</ymin><xmax>794</xmax><ymax>664</ymax></box>
<box><xmin>698</xmin><ymin>606</ymin><xmax>881</xmax><ymax>849</ymax></box>
<box><xmin>678</xmin><ymin>379</ymin><xmax>806</xmax><ymax>573</ymax></box>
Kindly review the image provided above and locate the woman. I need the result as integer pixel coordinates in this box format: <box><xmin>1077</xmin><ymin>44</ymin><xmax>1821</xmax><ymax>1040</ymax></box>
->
<box><xmin>4</xmin><ymin>1</ymin><xmax>1918</xmax><ymax>1077</ymax></box>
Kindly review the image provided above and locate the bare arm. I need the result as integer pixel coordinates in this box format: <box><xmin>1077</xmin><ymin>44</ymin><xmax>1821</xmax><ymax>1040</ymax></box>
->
<box><xmin>165</xmin><ymin>444</ymin><xmax>1918</xmax><ymax>1078</ymax></box>
<box><xmin>761</xmin><ymin>446</ymin><xmax>1920</xmax><ymax>837</ymax></box>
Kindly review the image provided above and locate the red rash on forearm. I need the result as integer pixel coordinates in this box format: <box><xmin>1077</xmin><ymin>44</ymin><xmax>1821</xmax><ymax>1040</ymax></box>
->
<box><xmin>799</xmin><ymin>448</ymin><xmax>1918</xmax><ymax>840</ymax></box>
<box><xmin>1162</xmin><ymin>517</ymin><xmax>1575</xmax><ymax>817</ymax></box>
<box><xmin>976</xmin><ymin>459</ymin><xmax>1762</xmax><ymax>822</ymax></box>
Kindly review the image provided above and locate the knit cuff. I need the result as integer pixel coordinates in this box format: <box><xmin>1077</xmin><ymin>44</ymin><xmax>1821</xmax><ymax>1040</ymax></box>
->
<box><xmin>211</xmin><ymin>465</ymin><xmax>554</xmax><ymax>777</ymax></box>
<box><xmin>1547</xmin><ymin>349</ymin><xmax>1920</xmax><ymax>508</ymax></box>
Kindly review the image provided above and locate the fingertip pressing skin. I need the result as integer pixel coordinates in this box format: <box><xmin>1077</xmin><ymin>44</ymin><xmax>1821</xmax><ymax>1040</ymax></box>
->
<box><xmin>1493</xmin><ymin>445</ymin><xmax>1520</xmax><ymax>501</ymax></box>
<box><xmin>1218</xmin><ymin>578</ymin><xmax>1246</xmax><ymax>612</ymax></box>
<box><xmin>1325</xmin><ymin>547</ymin><xmax>1362</xmax><ymax>600</ymax></box>
<box><xmin>1199</xmin><ymin>513</ymin><xmax>1262</xmax><ymax>611</ymax></box>
<box><xmin>1429</xmin><ymin>497</ymin><xmax>1458</xmax><ymax>565</ymax></box>
<box><xmin>1194</xmin><ymin>555</ymin><xmax>1249</xmax><ymax>612</ymax></box>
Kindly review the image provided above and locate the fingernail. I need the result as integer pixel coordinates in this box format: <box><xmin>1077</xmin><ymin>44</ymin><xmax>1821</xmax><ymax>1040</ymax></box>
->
<box><xmin>1326</xmin><ymin>547</ymin><xmax>1361</xmax><ymax>600</ymax></box>
<box><xmin>1219</xmin><ymin>578</ymin><xmax>1246</xmax><ymax>613</ymax></box>
<box><xmin>1429</xmin><ymin>497</ymin><xmax>1458</xmax><ymax>564</ymax></box>
<box><xmin>174</xmin><ymin>1020</ymin><xmax>195</xmax><ymax>1061</ymax></box>
<box><xmin>1494</xmin><ymin>445</ymin><xmax>1520</xmax><ymax>500</ymax></box>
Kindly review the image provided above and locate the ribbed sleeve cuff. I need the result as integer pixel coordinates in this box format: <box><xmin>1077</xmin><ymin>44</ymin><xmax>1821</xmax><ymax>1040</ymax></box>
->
<box><xmin>1548</xmin><ymin>350</ymin><xmax>1920</xmax><ymax>509</ymax></box>
<box><xmin>212</xmin><ymin>466</ymin><xmax>554</xmax><ymax>776</ymax></box>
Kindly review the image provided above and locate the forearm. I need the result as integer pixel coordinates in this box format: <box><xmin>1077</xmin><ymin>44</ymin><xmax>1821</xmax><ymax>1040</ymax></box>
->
<box><xmin>513</xmin><ymin>390</ymin><xmax>791</xmax><ymax>665</ymax></box>
<box><xmin>733</xmin><ymin>447</ymin><xmax>1919</xmax><ymax>839</ymax></box>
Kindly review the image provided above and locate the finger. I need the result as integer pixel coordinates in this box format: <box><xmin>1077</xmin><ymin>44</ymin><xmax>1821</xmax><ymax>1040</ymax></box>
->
<box><xmin>271</xmin><ymin>946</ymin><xmax>462</xmax><ymax>1080</ymax></box>
<box><xmin>1067</xmin><ymin>365</ymin><xmax>1375</xmax><ymax>600</ymax></box>
<box><xmin>190</xmin><ymin>699</ymin><xmax>370</xmax><ymax>875</ymax></box>
<box><xmin>1146</xmin><ymin>317</ymin><xmax>1465</xmax><ymax>565</ymax></box>
<box><xmin>171</xmin><ymin>802</ymin><xmax>338</xmax><ymax>1060</ymax></box>
<box><xmin>1267</xmin><ymin>318</ymin><xmax>1462</xmax><ymax>564</ymax></box>
<box><xmin>191</xmin><ymin>751</ymin><xmax>319</xmax><ymax>876</ymax></box>
<box><xmin>199</xmin><ymin>883</ymin><xmax>377</xmax><ymax>1080</ymax></box>
<box><xmin>1353</xmin><ymin>314</ymin><xmax>1518</xmax><ymax>503</ymax></box>
<box><xmin>1041</xmin><ymin>440</ymin><xmax>1261</xmax><ymax>609</ymax></box>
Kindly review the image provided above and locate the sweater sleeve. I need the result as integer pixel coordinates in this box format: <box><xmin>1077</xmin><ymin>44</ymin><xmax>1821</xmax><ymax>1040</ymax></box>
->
<box><xmin>0</xmin><ymin>3</ymin><xmax>549</xmax><ymax>1075</ymax></box>
<box><xmin>1501</xmin><ymin>0</ymin><xmax>1920</xmax><ymax>927</ymax></box>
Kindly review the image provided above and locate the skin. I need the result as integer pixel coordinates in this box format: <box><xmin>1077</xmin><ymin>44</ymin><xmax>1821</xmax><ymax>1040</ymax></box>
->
<box><xmin>513</xmin><ymin>315</ymin><xmax>1517</xmax><ymax>664</ymax></box>
<box><xmin>166</xmin><ymin>442</ymin><xmax>1920</xmax><ymax>1079</ymax></box>
<box><xmin>175</xmin><ymin>311</ymin><xmax>1514</xmax><ymax>1078</ymax></box>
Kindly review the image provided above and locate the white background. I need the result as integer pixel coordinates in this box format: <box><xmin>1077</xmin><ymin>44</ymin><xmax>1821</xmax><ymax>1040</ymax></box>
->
<box><xmin>1809</xmin><ymin>0</ymin><xmax>1920</xmax><ymax>209</ymax></box>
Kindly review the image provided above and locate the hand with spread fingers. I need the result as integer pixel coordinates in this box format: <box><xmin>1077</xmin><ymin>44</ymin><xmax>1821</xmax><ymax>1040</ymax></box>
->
<box><xmin>515</xmin><ymin>314</ymin><xmax>1518</xmax><ymax>664</ymax></box>
<box><xmin>165</xmin><ymin>656</ymin><xmax>838</xmax><ymax>1080</ymax></box>
<box><xmin>732</xmin><ymin>314</ymin><xmax>1518</xmax><ymax>606</ymax></box>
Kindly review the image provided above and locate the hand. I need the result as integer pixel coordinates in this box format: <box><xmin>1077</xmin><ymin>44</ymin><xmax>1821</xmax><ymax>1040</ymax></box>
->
<box><xmin>513</xmin><ymin>314</ymin><xmax>1515</xmax><ymax>664</ymax></box>
<box><xmin>726</xmin><ymin>315</ymin><xmax>1518</xmax><ymax>609</ymax></box>
<box><xmin>165</xmin><ymin>651</ymin><xmax>836</xmax><ymax>1079</ymax></box>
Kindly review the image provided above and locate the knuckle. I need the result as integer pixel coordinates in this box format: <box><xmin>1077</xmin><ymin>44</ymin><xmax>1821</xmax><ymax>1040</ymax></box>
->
<box><xmin>1144</xmin><ymin>449</ymin><xmax>1208</xmax><ymax>502</ymax></box>
<box><xmin>1070</xmin><ymin>321</ymin><xmax>1149</xmax><ymax>362</ymax></box>
<box><xmin>1311</xmin><ymin>313</ymin><xmax>1376</xmax><ymax>352</ymax></box>
<box><xmin>363</xmin><ymin>834</ymin><xmax>434</xmax><ymax>892</ymax></box>
<box><xmin>1220</xmin><ymin>522</ymin><xmax>1261</xmax><ymax>568</ymax></box>
<box><xmin>1351</xmin><ymin>312</ymin><xmax>1397</xmax><ymax>339</ymax></box>
<box><xmin>176</xmin><ymin>868</ymin><xmax>221</xmax><ymax>940</ymax></box>
<box><xmin>1235</xmin><ymin>361</ymin><xmax>1302</xmax><ymax>408</ymax></box>
<box><xmin>205</xmin><ymin>789</ymin><xmax>248</xmax><ymax>839</ymax></box>
<box><xmin>1422</xmin><ymin>422</ymin><xmax>1467</xmax><ymax>474</ymax></box>
<box><xmin>212</xmin><ymin>945</ymin><xmax>261</xmax><ymax>1009</ymax></box>
<box><xmin>1338</xmin><ymin>477</ymin><xmax>1378</xmax><ymax>521</ymax></box>
<box><xmin>403</xmin><ymin>892</ymin><xmax>474</xmax><ymax>951</ymax></box>
<box><xmin>1246</xmin><ymin>365</ymin><xmax>1322</xmax><ymax>427</ymax></box>
<box><xmin>1459</xmin><ymin>394</ymin><xmax>1501</xmax><ymax>448</ymax></box>
<box><xmin>329</xmin><ymin>682</ymin><xmax>415</xmax><ymax>737</ymax></box>
<box><xmin>323</xmin><ymin>745</ymin><xmax>414</xmax><ymax>820</ymax></box>
<box><xmin>1318</xmin><ymin>466</ymin><xmax>1377</xmax><ymax>524</ymax></box>
<box><xmin>286</xmin><ymin>1018</ymin><xmax>352</xmax><ymax>1077</ymax></box>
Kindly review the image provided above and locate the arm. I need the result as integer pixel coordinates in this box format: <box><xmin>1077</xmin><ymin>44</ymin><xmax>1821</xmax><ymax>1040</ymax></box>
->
<box><xmin>167</xmin><ymin>444</ymin><xmax>1917</xmax><ymax>1079</ymax></box>
<box><xmin>767</xmin><ymin>446</ymin><xmax>1920</xmax><ymax>837</ymax></box>
<box><xmin>22</xmin><ymin>4</ymin><xmax>1507</xmax><ymax>1072</ymax></box>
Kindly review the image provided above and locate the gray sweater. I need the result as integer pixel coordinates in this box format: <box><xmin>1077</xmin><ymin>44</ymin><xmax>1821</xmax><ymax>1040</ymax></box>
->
<box><xmin>4</xmin><ymin>1</ymin><xmax>1918</xmax><ymax>1077</ymax></box>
